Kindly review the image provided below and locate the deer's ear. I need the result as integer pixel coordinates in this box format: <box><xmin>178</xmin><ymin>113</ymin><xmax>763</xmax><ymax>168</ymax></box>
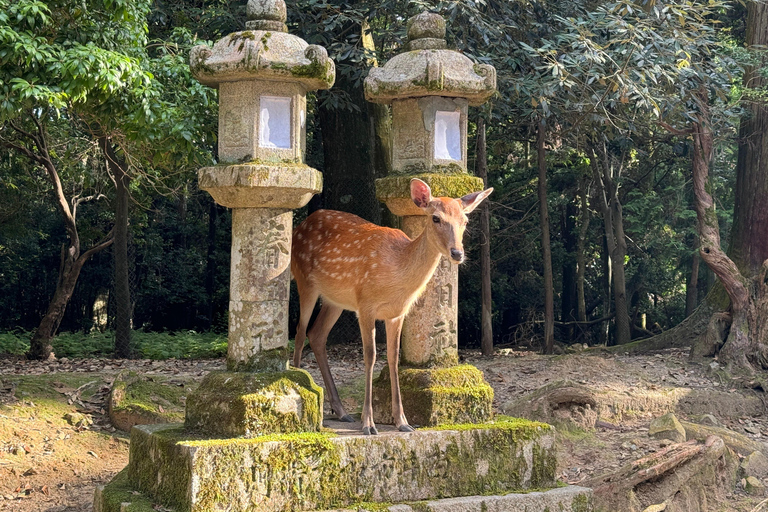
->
<box><xmin>410</xmin><ymin>179</ymin><xmax>433</xmax><ymax>209</ymax></box>
<box><xmin>460</xmin><ymin>188</ymin><xmax>493</xmax><ymax>214</ymax></box>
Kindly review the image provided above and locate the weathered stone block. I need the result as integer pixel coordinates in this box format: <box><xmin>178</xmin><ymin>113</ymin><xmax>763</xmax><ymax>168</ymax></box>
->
<box><xmin>184</xmin><ymin>370</ymin><xmax>323</xmax><ymax>437</ymax></box>
<box><xmin>372</xmin><ymin>365</ymin><xmax>493</xmax><ymax>427</ymax></box>
<box><xmin>649</xmin><ymin>413</ymin><xmax>686</xmax><ymax>443</ymax></box>
<box><xmin>122</xmin><ymin>418</ymin><xmax>554</xmax><ymax>512</ymax></box>
<box><xmin>108</xmin><ymin>371</ymin><xmax>186</xmax><ymax>432</ymax></box>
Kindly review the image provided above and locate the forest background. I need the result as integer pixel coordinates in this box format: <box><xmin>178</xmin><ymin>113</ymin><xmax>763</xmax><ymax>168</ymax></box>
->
<box><xmin>2</xmin><ymin>0</ymin><xmax>766</xmax><ymax>374</ymax></box>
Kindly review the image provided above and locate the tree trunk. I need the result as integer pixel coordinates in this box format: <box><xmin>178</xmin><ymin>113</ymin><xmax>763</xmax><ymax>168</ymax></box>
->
<box><xmin>2</xmin><ymin>113</ymin><xmax>113</xmax><ymax>359</ymax></box>
<box><xmin>205</xmin><ymin>198</ymin><xmax>219</xmax><ymax>330</ymax></box>
<box><xmin>476</xmin><ymin>117</ymin><xmax>494</xmax><ymax>356</ymax></box>
<box><xmin>28</xmin><ymin>252</ymin><xmax>88</xmax><ymax>359</ymax></box>
<box><xmin>686</xmin><ymin>235</ymin><xmax>700</xmax><ymax>318</ymax></box>
<box><xmin>537</xmin><ymin>121</ymin><xmax>555</xmax><ymax>354</ymax></box>
<box><xmin>102</xmin><ymin>138</ymin><xmax>133</xmax><ymax>358</ymax></box>
<box><xmin>561</xmin><ymin>202</ymin><xmax>578</xmax><ymax>341</ymax></box>
<box><xmin>576</xmin><ymin>176</ymin><xmax>591</xmax><ymax>324</ymax></box>
<box><xmin>590</xmin><ymin>142</ymin><xmax>631</xmax><ymax>345</ymax></box>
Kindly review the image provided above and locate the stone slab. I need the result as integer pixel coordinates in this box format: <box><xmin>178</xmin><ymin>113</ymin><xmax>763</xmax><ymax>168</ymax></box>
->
<box><xmin>314</xmin><ymin>485</ymin><xmax>594</xmax><ymax>512</ymax></box>
<box><xmin>121</xmin><ymin>418</ymin><xmax>555</xmax><ymax>512</ymax></box>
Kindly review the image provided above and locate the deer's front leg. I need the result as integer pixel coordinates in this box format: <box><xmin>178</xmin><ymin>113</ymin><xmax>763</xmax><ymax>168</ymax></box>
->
<box><xmin>386</xmin><ymin>316</ymin><xmax>414</xmax><ymax>432</ymax></box>
<box><xmin>359</xmin><ymin>314</ymin><xmax>377</xmax><ymax>435</ymax></box>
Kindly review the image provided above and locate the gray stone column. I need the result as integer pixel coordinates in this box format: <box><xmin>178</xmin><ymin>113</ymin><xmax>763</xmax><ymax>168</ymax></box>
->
<box><xmin>228</xmin><ymin>207</ymin><xmax>292</xmax><ymax>372</ymax></box>
<box><xmin>185</xmin><ymin>0</ymin><xmax>334</xmax><ymax>437</ymax></box>
<box><xmin>400</xmin><ymin>215</ymin><xmax>459</xmax><ymax>368</ymax></box>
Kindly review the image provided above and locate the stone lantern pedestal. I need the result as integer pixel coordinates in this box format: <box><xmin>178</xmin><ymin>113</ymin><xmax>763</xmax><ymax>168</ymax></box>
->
<box><xmin>177</xmin><ymin>0</ymin><xmax>339</xmax><ymax>438</ymax></box>
<box><xmin>365</xmin><ymin>12</ymin><xmax>496</xmax><ymax>426</ymax></box>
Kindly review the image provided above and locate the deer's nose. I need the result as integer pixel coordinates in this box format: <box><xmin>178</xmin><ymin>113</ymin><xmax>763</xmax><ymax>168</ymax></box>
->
<box><xmin>450</xmin><ymin>248</ymin><xmax>464</xmax><ymax>262</ymax></box>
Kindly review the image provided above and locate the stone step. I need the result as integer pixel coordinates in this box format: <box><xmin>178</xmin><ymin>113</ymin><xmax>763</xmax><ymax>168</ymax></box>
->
<box><xmin>97</xmin><ymin>417</ymin><xmax>559</xmax><ymax>512</ymax></box>
<box><xmin>95</xmin><ymin>479</ymin><xmax>592</xmax><ymax>512</ymax></box>
<box><xmin>315</xmin><ymin>485</ymin><xmax>594</xmax><ymax>512</ymax></box>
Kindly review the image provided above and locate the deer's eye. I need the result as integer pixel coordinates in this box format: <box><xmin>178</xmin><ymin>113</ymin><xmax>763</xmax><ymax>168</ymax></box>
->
<box><xmin>432</xmin><ymin>215</ymin><xmax>441</xmax><ymax>224</ymax></box>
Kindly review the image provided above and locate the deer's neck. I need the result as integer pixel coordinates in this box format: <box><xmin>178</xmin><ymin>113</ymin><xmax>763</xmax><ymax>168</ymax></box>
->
<box><xmin>399</xmin><ymin>223</ymin><xmax>443</xmax><ymax>300</ymax></box>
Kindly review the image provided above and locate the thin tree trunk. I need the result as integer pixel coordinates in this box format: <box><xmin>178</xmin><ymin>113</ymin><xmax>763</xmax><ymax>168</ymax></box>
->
<box><xmin>476</xmin><ymin>117</ymin><xmax>493</xmax><ymax>356</ymax></box>
<box><xmin>537</xmin><ymin>121</ymin><xmax>555</xmax><ymax>354</ymax></box>
<box><xmin>576</xmin><ymin>176</ymin><xmax>591</xmax><ymax>323</ymax></box>
<box><xmin>561</xmin><ymin>202</ymin><xmax>578</xmax><ymax>341</ymax></box>
<box><xmin>686</xmin><ymin>236</ymin><xmax>700</xmax><ymax>318</ymax></box>
<box><xmin>205</xmin><ymin>199</ymin><xmax>219</xmax><ymax>330</ymax></box>
<box><xmin>102</xmin><ymin>138</ymin><xmax>132</xmax><ymax>358</ymax></box>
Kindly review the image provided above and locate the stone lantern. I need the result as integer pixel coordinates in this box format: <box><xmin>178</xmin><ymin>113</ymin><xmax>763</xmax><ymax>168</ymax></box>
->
<box><xmin>365</xmin><ymin>11</ymin><xmax>496</xmax><ymax>426</ymax></box>
<box><xmin>184</xmin><ymin>0</ymin><xmax>334</xmax><ymax>437</ymax></box>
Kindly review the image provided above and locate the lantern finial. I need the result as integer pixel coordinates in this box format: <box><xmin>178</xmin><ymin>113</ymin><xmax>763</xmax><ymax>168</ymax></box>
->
<box><xmin>246</xmin><ymin>0</ymin><xmax>288</xmax><ymax>32</ymax></box>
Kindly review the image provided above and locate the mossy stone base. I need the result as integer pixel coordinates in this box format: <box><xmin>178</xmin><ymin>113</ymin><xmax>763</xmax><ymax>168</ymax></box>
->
<box><xmin>372</xmin><ymin>364</ymin><xmax>494</xmax><ymax>427</ymax></box>
<box><xmin>184</xmin><ymin>369</ymin><xmax>323</xmax><ymax>437</ymax></box>
<box><xmin>101</xmin><ymin>417</ymin><xmax>555</xmax><ymax>512</ymax></box>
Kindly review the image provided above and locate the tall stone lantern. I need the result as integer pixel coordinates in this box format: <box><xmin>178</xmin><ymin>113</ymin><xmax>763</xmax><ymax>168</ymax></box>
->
<box><xmin>366</xmin><ymin>12</ymin><xmax>497</xmax><ymax>426</ymax></box>
<box><xmin>184</xmin><ymin>0</ymin><xmax>334</xmax><ymax>437</ymax></box>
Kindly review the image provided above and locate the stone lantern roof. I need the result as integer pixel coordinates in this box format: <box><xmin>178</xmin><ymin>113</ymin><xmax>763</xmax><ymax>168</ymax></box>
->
<box><xmin>189</xmin><ymin>0</ymin><xmax>335</xmax><ymax>91</ymax></box>
<box><xmin>364</xmin><ymin>12</ymin><xmax>496</xmax><ymax>106</ymax></box>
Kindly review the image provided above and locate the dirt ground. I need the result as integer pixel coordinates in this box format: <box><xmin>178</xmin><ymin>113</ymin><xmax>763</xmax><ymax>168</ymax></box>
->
<box><xmin>1</xmin><ymin>345</ymin><xmax>766</xmax><ymax>511</ymax></box>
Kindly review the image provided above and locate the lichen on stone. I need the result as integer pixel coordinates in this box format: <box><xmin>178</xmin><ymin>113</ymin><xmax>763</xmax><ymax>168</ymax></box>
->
<box><xmin>376</xmin><ymin>174</ymin><xmax>484</xmax><ymax>200</ymax></box>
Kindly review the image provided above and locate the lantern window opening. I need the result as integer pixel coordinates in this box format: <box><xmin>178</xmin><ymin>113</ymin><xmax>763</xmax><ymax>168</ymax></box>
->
<box><xmin>259</xmin><ymin>96</ymin><xmax>292</xmax><ymax>149</ymax></box>
<box><xmin>434</xmin><ymin>110</ymin><xmax>461</xmax><ymax>161</ymax></box>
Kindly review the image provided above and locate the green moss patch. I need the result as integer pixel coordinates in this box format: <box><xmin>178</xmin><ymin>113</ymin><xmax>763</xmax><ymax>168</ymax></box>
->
<box><xmin>376</xmin><ymin>174</ymin><xmax>484</xmax><ymax>200</ymax></box>
<box><xmin>95</xmin><ymin>468</ymin><xmax>158</xmax><ymax>512</ymax></box>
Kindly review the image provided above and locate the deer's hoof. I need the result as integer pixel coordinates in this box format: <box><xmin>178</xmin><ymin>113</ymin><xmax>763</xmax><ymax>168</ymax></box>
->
<box><xmin>362</xmin><ymin>426</ymin><xmax>378</xmax><ymax>435</ymax></box>
<box><xmin>398</xmin><ymin>424</ymin><xmax>415</xmax><ymax>432</ymax></box>
<box><xmin>340</xmin><ymin>414</ymin><xmax>354</xmax><ymax>423</ymax></box>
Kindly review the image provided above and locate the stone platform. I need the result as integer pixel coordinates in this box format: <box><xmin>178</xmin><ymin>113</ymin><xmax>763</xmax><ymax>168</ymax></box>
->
<box><xmin>94</xmin><ymin>417</ymin><xmax>587</xmax><ymax>512</ymax></box>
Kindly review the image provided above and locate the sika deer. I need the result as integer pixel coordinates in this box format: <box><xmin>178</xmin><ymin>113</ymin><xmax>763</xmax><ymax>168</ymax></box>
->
<box><xmin>291</xmin><ymin>178</ymin><xmax>492</xmax><ymax>435</ymax></box>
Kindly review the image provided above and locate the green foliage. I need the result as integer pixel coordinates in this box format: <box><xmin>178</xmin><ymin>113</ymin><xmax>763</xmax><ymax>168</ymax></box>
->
<box><xmin>0</xmin><ymin>330</ymin><xmax>227</xmax><ymax>359</ymax></box>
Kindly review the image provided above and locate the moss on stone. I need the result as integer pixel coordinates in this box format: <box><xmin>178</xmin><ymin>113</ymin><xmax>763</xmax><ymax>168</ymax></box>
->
<box><xmin>571</xmin><ymin>493</ymin><xmax>592</xmax><ymax>512</ymax></box>
<box><xmin>110</xmin><ymin>371</ymin><xmax>186</xmax><ymax>423</ymax></box>
<box><xmin>128</xmin><ymin>425</ymin><xmax>195</xmax><ymax>510</ymax></box>
<box><xmin>290</xmin><ymin>58</ymin><xmax>335</xmax><ymax>83</ymax></box>
<box><xmin>376</xmin><ymin>174</ymin><xmax>484</xmax><ymax>201</ymax></box>
<box><xmin>373</xmin><ymin>365</ymin><xmax>494</xmax><ymax>426</ymax></box>
<box><xmin>122</xmin><ymin>419</ymin><xmax>557</xmax><ymax>511</ymax></box>
<box><xmin>96</xmin><ymin>468</ymin><xmax>158</xmax><ymax>512</ymax></box>
<box><xmin>185</xmin><ymin>369</ymin><xmax>324</xmax><ymax>437</ymax></box>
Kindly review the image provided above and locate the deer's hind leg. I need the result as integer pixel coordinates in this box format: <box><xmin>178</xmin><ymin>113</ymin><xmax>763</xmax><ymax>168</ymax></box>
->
<box><xmin>307</xmin><ymin>303</ymin><xmax>352</xmax><ymax>422</ymax></box>
<box><xmin>358</xmin><ymin>312</ymin><xmax>378</xmax><ymax>435</ymax></box>
<box><xmin>292</xmin><ymin>283</ymin><xmax>319</xmax><ymax>368</ymax></box>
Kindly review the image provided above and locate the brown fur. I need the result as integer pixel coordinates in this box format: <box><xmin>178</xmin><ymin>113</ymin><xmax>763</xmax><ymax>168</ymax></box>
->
<box><xmin>291</xmin><ymin>179</ymin><xmax>492</xmax><ymax>434</ymax></box>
